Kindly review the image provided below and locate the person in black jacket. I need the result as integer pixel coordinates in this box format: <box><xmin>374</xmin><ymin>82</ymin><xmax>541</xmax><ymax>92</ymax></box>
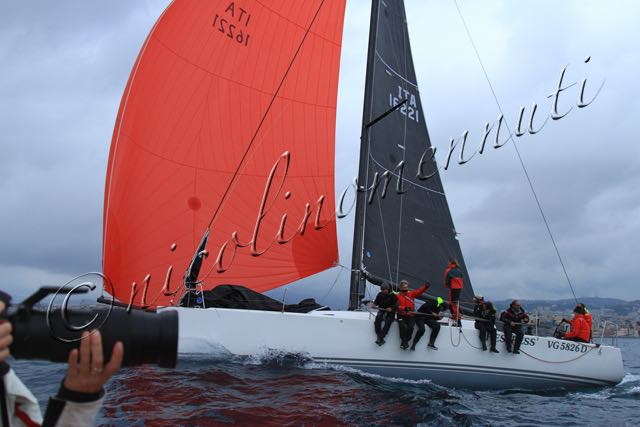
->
<box><xmin>500</xmin><ymin>300</ymin><xmax>529</xmax><ymax>354</ymax></box>
<box><xmin>372</xmin><ymin>283</ymin><xmax>397</xmax><ymax>345</ymax></box>
<box><xmin>473</xmin><ymin>296</ymin><xmax>499</xmax><ymax>353</ymax></box>
<box><xmin>411</xmin><ymin>297</ymin><xmax>449</xmax><ymax>351</ymax></box>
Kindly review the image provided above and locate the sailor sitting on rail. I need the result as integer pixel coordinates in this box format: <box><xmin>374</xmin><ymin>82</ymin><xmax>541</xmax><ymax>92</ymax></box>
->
<box><xmin>411</xmin><ymin>297</ymin><xmax>449</xmax><ymax>351</ymax></box>
<box><xmin>371</xmin><ymin>283</ymin><xmax>397</xmax><ymax>346</ymax></box>
<box><xmin>396</xmin><ymin>280</ymin><xmax>429</xmax><ymax>350</ymax></box>
<box><xmin>500</xmin><ymin>300</ymin><xmax>529</xmax><ymax>354</ymax></box>
<box><xmin>473</xmin><ymin>296</ymin><xmax>499</xmax><ymax>353</ymax></box>
<box><xmin>561</xmin><ymin>306</ymin><xmax>590</xmax><ymax>343</ymax></box>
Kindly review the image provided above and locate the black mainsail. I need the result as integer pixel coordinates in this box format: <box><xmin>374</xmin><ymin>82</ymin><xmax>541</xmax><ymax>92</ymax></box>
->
<box><xmin>350</xmin><ymin>0</ymin><xmax>475</xmax><ymax>309</ymax></box>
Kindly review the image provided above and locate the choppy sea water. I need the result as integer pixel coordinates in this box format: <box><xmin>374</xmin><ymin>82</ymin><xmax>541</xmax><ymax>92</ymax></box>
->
<box><xmin>12</xmin><ymin>339</ymin><xmax>640</xmax><ymax>426</ymax></box>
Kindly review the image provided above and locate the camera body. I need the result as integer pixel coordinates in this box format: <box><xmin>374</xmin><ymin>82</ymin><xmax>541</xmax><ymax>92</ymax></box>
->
<box><xmin>2</xmin><ymin>287</ymin><xmax>178</xmax><ymax>368</ymax></box>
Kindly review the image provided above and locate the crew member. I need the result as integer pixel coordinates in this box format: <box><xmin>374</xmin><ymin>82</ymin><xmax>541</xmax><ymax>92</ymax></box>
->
<box><xmin>500</xmin><ymin>300</ymin><xmax>529</xmax><ymax>354</ymax></box>
<box><xmin>444</xmin><ymin>258</ymin><xmax>464</xmax><ymax>326</ymax></box>
<box><xmin>396</xmin><ymin>280</ymin><xmax>430</xmax><ymax>350</ymax></box>
<box><xmin>473</xmin><ymin>296</ymin><xmax>499</xmax><ymax>353</ymax></box>
<box><xmin>578</xmin><ymin>302</ymin><xmax>593</xmax><ymax>341</ymax></box>
<box><xmin>411</xmin><ymin>297</ymin><xmax>449</xmax><ymax>351</ymax></box>
<box><xmin>563</xmin><ymin>306</ymin><xmax>590</xmax><ymax>343</ymax></box>
<box><xmin>372</xmin><ymin>283</ymin><xmax>397</xmax><ymax>346</ymax></box>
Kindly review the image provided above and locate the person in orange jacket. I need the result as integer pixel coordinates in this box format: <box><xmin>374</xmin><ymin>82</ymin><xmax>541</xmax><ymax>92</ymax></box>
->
<box><xmin>396</xmin><ymin>280</ymin><xmax>430</xmax><ymax>350</ymax></box>
<box><xmin>563</xmin><ymin>306</ymin><xmax>590</xmax><ymax>343</ymax></box>
<box><xmin>578</xmin><ymin>303</ymin><xmax>593</xmax><ymax>341</ymax></box>
<box><xmin>444</xmin><ymin>258</ymin><xmax>464</xmax><ymax>326</ymax></box>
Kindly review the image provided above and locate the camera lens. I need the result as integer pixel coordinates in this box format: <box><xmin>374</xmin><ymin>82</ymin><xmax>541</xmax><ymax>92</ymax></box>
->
<box><xmin>10</xmin><ymin>306</ymin><xmax>178</xmax><ymax>368</ymax></box>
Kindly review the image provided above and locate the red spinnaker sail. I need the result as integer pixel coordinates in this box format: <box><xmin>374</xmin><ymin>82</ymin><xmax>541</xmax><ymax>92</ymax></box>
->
<box><xmin>103</xmin><ymin>0</ymin><xmax>346</xmax><ymax>307</ymax></box>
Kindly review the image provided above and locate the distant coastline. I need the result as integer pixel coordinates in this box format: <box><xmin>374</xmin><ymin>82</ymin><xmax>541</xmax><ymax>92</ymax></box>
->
<box><xmin>490</xmin><ymin>297</ymin><xmax>640</xmax><ymax>338</ymax></box>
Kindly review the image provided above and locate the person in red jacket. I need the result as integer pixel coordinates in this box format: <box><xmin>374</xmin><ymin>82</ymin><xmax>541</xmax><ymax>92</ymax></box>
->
<box><xmin>563</xmin><ymin>306</ymin><xmax>590</xmax><ymax>343</ymax></box>
<box><xmin>444</xmin><ymin>258</ymin><xmax>464</xmax><ymax>326</ymax></box>
<box><xmin>396</xmin><ymin>280</ymin><xmax>430</xmax><ymax>350</ymax></box>
<box><xmin>578</xmin><ymin>303</ymin><xmax>593</xmax><ymax>341</ymax></box>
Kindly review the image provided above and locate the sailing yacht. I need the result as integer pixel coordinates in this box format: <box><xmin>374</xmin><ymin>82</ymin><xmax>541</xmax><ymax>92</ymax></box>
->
<box><xmin>102</xmin><ymin>0</ymin><xmax>624</xmax><ymax>389</ymax></box>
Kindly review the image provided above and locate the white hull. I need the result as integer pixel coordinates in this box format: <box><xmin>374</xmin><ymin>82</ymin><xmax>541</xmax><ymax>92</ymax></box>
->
<box><xmin>167</xmin><ymin>307</ymin><xmax>624</xmax><ymax>389</ymax></box>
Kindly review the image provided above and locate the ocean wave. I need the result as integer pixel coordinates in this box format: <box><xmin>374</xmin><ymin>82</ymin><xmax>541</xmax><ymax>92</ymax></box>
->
<box><xmin>241</xmin><ymin>348</ymin><xmax>314</xmax><ymax>367</ymax></box>
<box><xmin>308</xmin><ymin>361</ymin><xmax>438</xmax><ymax>386</ymax></box>
<box><xmin>619</xmin><ymin>372</ymin><xmax>640</xmax><ymax>385</ymax></box>
<box><xmin>202</xmin><ymin>348</ymin><xmax>442</xmax><ymax>389</ymax></box>
<box><xmin>177</xmin><ymin>339</ymin><xmax>233</xmax><ymax>359</ymax></box>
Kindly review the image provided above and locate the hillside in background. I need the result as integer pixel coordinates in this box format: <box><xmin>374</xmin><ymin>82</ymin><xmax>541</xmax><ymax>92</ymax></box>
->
<box><xmin>491</xmin><ymin>297</ymin><xmax>640</xmax><ymax>316</ymax></box>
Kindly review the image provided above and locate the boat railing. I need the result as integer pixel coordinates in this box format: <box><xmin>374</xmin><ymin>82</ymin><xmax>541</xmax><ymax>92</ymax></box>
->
<box><xmin>281</xmin><ymin>287</ymin><xmax>288</xmax><ymax>313</ymax></box>
<box><xmin>531</xmin><ymin>312</ymin><xmax>540</xmax><ymax>337</ymax></box>
<box><xmin>599</xmin><ymin>320</ymin><xmax>619</xmax><ymax>346</ymax></box>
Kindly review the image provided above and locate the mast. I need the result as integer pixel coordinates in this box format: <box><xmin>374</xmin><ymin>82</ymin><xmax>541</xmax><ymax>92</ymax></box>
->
<box><xmin>349</xmin><ymin>0</ymin><xmax>381</xmax><ymax>310</ymax></box>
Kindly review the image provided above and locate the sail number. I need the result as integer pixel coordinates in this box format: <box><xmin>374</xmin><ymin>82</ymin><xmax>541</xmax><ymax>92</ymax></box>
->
<box><xmin>389</xmin><ymin>86</ymin><xmax>420</xmax><ymax>123</ymax></box>
<box><xmin>212</xmin><ymin>2</ymin><xmax>251</xmax><ymax>47</ymax></box>
<box><xmin>547</xmin><ymin>340</ymin><xmax>588</xmax><ymax>353</ymax></box>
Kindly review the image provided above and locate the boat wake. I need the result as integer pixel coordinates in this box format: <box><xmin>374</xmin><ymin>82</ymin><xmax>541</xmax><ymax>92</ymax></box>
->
<box><xmin>164</xmin><ymin>349</ymin><xmax>638</xmax><ymax>426</ymax></box>
<box><xmin>571</xmin><ymin>372</ymin><xmax>640</xmax><ymax>400</ymax></box>
<box><xmin>307</xmin><ymin>361</ymin><xmax>438</xmax><ymax>386</ymax></box>
<box><xmin>169</xmin><ymin>350</ymin><xmax>470</xmax><ymax>426</ymax></box>
<box><xmin>619</xmin><ymin>372</ymin><xmax>640</xmax><ymax>385</ymax></box>
<box><xmin>241</xmin><ymin>349</ymin><xmax>314</xmax><ymax>368</ymax></box>
<box><xmin>182</xmin><ymin>347</ymin><xmax>440</xmax><ymax>387</ymax></box>
<box><xmin>177</xmin><ymin>340</ymin><xmax>233</xmax><ymax>360</ymax></box>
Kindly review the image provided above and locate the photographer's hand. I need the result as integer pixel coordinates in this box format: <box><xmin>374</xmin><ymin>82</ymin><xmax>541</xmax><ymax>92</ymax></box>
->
<box><xmin>0</xmin><ymin>301</ymin><xmax>13</xmax><ymax>362</ymax></box>
<box><xmin>64</xmin><ymin>330</ymin><xmax>123</xmax><ymax>393</ymax></box>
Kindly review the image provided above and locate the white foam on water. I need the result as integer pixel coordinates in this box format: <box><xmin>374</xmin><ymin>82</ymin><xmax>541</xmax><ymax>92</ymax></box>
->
<box><xmin>305</xmin><ymin>360</ymin><xmax>436</xmax><ymax>387</ymax></box>
<box><xmin>573</xmin><ymin>390</ymin><xmax>610</xmax><ymax>400</ymax></box>
<box><xmin>619</xmin><ymin>373</ymin><xmax>640</xmax><ymax>385</ymax></box>
<box><xmin>179</xmin><ymin>345</ymin><xmax>436</xmax><ymax>388</ymax></box>
<box><xmin>573</xmin><ymin>372</ymin><xmax>640</xmax><ymax>400</ymax></box>
<box><xmin>178</xmin><ymin>338</ymin><xmax>233</xmax><ymax>360</ymax></box>
<box><xmin>239</xmin><ymin>347</ymin><xmax>312</xmax><ymax>366</ymax></box>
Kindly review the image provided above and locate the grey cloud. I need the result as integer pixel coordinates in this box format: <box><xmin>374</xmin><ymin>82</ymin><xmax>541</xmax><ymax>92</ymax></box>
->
<box><xmin>0</xmin><ymin>1</ymin><xmax>171</xmax><ymax>297</ymax></box>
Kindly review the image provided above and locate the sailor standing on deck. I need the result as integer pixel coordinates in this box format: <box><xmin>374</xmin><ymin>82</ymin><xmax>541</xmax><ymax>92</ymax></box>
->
<box><xmin>396</xmin><ymin>280</ymin><xmax>429</xmax><ymax>350</ymax></box>
<box><xmin>444</xmin><ymin>258</ymin><xmax>464</xmax><ymax>327</ymax></box>
<box><xmin>371</xmin><ymin>283</ymin><xmax>397</xmax><ymax>346</ymax></box>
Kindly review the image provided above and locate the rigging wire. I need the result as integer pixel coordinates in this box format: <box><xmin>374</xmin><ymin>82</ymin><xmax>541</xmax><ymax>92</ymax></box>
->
<box><xmin>375</xmin><ymin>188</ymin><xmax>395</xmax><ymax>285</ymax></box>
<box><xmin>452</xmin><ymin>0</ymin><xmax>578</xmax><ymax>303</ymax></box>
<box><xmin>394</xmin><ymin>8</ymin><xmax>410</xmax><ymax>287</ymax></box>
<box><xmin>319</xmin><ymin>265</ymin><xmax>346</xmax><ymax>305</ymax></box>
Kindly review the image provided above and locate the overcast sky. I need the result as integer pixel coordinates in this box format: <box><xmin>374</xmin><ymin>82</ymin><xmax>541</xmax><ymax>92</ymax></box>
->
<box><xmin>1</xmin><ymin>1</ymin><xmax>639</xmax><ymax>307</ymax></box>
